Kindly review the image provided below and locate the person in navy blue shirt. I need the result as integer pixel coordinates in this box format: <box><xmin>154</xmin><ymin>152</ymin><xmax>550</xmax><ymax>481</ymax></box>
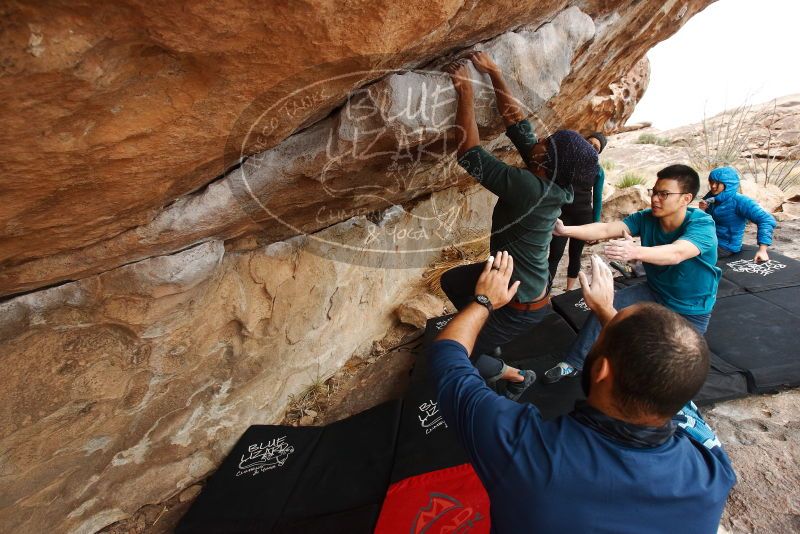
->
<box><xmin>429</xmin><ymin>251</ymin><xmax>736</xmax><ymax>534</ymax></box>
<box><xmin>543</xmin><ymin>164</ymin><xmax>721</xmax><ymax>384</ymax></box>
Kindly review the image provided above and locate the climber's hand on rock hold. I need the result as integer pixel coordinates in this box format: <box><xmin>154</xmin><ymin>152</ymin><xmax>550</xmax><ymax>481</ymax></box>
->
<box><xmin>467</xmin><ymin>51</ymin><xmax>499</xmax><ymax>76</ymax></box>
<box><xmin>444</xmin><ymin>60</ymin><xmax>472</xmax><ymax>96</ymax></box>
<box><xmin>475</xmin><ymin>251</ymin><xmax>521</xmax><ymax>309</ymax></box>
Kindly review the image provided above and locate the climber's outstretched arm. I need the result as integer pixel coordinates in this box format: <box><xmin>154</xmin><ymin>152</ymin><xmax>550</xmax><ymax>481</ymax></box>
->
<box><xmin>444</xmin><ymin>60</ymin><xmax>480</xmax><ymax>158</ymax></box>
<box><xmin>467</xmin><ymin>51</ymin><xmax>525</xmax><ymax>127</ymax></box>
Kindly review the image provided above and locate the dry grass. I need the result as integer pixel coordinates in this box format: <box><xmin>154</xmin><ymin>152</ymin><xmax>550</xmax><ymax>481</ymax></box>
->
<box><xmin>636</xmin><ymin>133</ymin><xmax>671</xmax><ymax>147</ymax></box>
<box><xmin>281</xmin><ymin>367</ymin><xmax>352</xmax><ymax>425</ymax></box>
<box><xmin>601</xmin><ymin>159</ymin><xmax>616</xmax><ymax>171</ymax></box>
<box><xmin>617</xmin><ymin>172</ymin><xmax>647</xmax><ymax>189</ymax></box>
<box><xmin>681</xmin><ymin>101</ymin><xmax>760</xmax><ymax>172</ymax></box>
<box><xmin>422</xmin><ymin>229</ymin><xmax>490</xmax><ymax>298</ymax></box>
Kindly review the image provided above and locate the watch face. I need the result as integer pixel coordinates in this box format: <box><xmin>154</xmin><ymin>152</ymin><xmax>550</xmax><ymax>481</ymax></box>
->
<box><xmin>476</xmin><ymin>295</ymin><xmax>490</xmax><ymax>305</ymax></box>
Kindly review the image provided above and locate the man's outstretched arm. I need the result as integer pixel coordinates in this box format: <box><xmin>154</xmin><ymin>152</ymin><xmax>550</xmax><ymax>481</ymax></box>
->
<box><xmin>554</xmin><ymin>218</ymin><xmax>629</xmax><ymax>242</ymax></box>
<box><xmin>444</xmin><ymin>60</ymin><xmax>480</xmax><ymax>158</ymax></box>
<box><xmin>467</xmin><ymin>51</ymin><xmax>525</xmax><ymax>127</ymax></box>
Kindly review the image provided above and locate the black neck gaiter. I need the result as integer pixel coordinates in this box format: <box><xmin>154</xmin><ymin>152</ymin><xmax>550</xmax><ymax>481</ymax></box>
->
<box><xmin>570</xmin><ymin>401</ymin><xmax>675</xmax><ymax>449</ymax></box>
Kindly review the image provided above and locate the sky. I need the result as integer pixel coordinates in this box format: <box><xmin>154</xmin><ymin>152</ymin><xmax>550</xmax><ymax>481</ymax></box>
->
<box><xmin>627</xmin><ymin>0</ymin><xmax>800</xmax><ymax>130</ymax></box>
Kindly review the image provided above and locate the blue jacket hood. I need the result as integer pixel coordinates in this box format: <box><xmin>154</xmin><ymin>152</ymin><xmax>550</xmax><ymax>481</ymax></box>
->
<box><xmin>706</xmin><ymin>167</ymin><xmax>740</xmax><ymax>203</ymax></box>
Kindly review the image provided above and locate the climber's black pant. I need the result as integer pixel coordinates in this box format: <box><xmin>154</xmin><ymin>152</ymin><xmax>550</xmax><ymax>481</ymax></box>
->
<box><xmin>548</xmin><ymin>208</ymin><xmax>594</xmax><ymax>280</ymax></box>
<box><xmin>441</xmin><ymin>262</ymin><xmax>551</xmax><ymax>379</ymax></box>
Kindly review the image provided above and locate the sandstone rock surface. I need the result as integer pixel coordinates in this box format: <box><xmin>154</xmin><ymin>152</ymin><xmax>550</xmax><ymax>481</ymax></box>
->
<box><xmin>0</xmin><ymin>0</ymin><xmax>713</xmax><ymax>297</ymax></box>
<box><xmin>0</xmin><ymin>186</ymin><xmax>493</xmax><ymax>534</ymax></box>
<box><xmin>739</xmin><ymin>180</ymin><xmax>787</xmax><ymax>213</ymax></box>
<box><xmin>600</xmin><ymin>184</ymin><xmax>651</xmax><ymax>222</ymax></box>
<box><xmin>396</xmin><ymin>293</ymin><xmax>446</xmax><ymax>329</ymax></box>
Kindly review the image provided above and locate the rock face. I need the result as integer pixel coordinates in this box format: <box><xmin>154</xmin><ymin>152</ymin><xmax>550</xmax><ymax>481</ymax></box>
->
<box><xmin>600</xmin><ymin>185</ymin><xmax>651</xmax><ymax>222</ymax></box>
<box><xmin>0</xmin><ymin>2</ymin><xmax>717</xmax><ymax>533</ymax></box>
<box><xmin>0</xmin><ymin>185</ymin><xmax>493</xmax><ymax>534</ymax></box>
<box><xmin>0</xmin><ymin>0</ymin><xmax>713</xmax><ymax>298</ymax></box>
<box><xmin>396</xmin><ymin>293</ymin><xmax>446</xmax><ymax>329</ymax></box>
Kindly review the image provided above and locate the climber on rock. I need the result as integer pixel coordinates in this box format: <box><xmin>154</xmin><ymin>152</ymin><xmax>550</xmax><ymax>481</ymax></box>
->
<box><xmin>439</xmin><ymin>51</ymin><xmax>598</xmax><ymax>401</ymax></box>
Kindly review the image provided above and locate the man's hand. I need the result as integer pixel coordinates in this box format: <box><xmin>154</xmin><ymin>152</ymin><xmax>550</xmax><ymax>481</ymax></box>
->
<box><xmin>699</xmin><ymin>200</ymin><xmax>708</xmax><ymax>211</ymax></box>
<box><xmin>474</xmin><ymin>251</ymin><xmax>521</xmax><ymax>309</ymax></box>
<box><xmin>604</xmin><ymin>228</ymin><xmax>640</xmax><ymax>262</ymax></box>
<box><xmin>578</xmin><ymin>255</ymin><xmax>617</xmax><ymax>325</ymax></box>
<box><xmin>466</xmin><ymin>51</ymin><xmax>500</xmax><ymax>76</ymax></box>
<box><xmin>443</xmin><ymin>60</ymin><xmax>473</xmax><ymax>96</ymax></box>
<box><xmin>553</xmin><ymin>218</ymin><xmax>568</xmax><ymax>237</ymax></box>
<box><xmin>754</xmin><ymin>246</ymin><xmax>770</xmax><ymax>264</ymax></box>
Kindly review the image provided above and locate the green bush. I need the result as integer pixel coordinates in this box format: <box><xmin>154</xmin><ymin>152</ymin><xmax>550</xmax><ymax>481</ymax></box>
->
<box><xmin>617</xmin><ymin>172</ymin><xmax>647</xmax><ymax>188</ymax></box>
<box><xmin>600</xmin><ymin>159</ymin><xmax>616</xmax><ymax>171</ymax></box>
<box><xmin>636</xmin><ymin>133</ymin><xmax>671</xmax><ymax>147</ymax></box>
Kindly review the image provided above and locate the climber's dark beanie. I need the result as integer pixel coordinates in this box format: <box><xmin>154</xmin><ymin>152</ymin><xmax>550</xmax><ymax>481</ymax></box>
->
<box><xmin>587</xmin><ymin>131</ymin><xmax>607</xmax><ymax>153</ymax></box>
<box><xmin>546</xmin><ymin>130</ymin><xmax>598</xmax><ymax>190</ymax></box>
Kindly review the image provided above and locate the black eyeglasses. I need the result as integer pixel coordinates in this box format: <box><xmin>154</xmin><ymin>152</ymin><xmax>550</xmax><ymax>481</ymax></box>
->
<box><xmin>648</xmin><ymin>189</ymin><xmax>685</xmax><ymax>200</ymax></box>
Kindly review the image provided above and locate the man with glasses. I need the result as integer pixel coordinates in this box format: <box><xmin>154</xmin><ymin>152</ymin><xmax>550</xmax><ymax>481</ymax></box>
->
<box><xmin>544</xmin><ymin>164</ymin><xmax>721</xmax><ymax>383</ymax></box>
<box><xmin>439</xmin><ymin>51</ymin><xmax>598</xmax><ymax>399</ymax></box>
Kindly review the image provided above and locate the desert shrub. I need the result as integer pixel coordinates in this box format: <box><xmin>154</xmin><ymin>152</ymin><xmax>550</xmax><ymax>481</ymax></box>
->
<box><xmin>680</xmin><ymin>101</ymin><xmax>760</xmax><ymax>172</ymax></box>
<box><xmin>601</xmin><ymin>159</ymin><xmax>616</xmax><ymax>171</ymax></box>
<box><xmin>617</xmin><ymin>172</ymin><xmax>647</xmax><ymax>188</ymax></box>
<box><xmin>636</xmin><ymin>133</ymin><xmax>671</xmax><ymax>147</ymax></box>
<box><xmin>739</xmin><ymin>101</ymin><xmax>800</xmax><ymax>191</ymax></box>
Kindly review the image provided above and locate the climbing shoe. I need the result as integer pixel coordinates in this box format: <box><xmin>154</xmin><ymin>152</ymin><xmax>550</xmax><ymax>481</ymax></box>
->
<box><xmin>609</xmin><ymin>260</ymin><xmax>634</xmax><ymax>279</ymax></box>
<box><xmin>543</xmin><ymin>362</ymin><xmax>580</xmax><ymax>384</ymax></box>
<box><xmin>504</xmin><ymin>369</ymin><xmax>536</xmax><ymax>402</ymax></box>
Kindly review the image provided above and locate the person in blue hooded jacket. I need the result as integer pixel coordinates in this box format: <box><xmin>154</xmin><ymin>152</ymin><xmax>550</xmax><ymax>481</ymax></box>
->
<box><xmin>699</xmin><ymin>166</ymin><xmax>777</xmax><ymax>263</ymax></box>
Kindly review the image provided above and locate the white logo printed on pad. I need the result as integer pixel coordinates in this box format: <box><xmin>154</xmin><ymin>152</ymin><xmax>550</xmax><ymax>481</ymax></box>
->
<box><xmin>434</xmin><ymin>317</ymin><xmax>453</xmax><ymax>331</ymax></box>
<box><xmin>236</xmin><ymin>436</ymin><xmax>295</xmax><ymax>477</ymax></box>
<box><xmin>726</xmin><ymin>259</ymin><xmax>786</xmax><ymax>277</ymax></box>
<box><xmin>574</xmin><ymin>298</ymin><xmax>590</xmax><ymax>312</ymax></box>
<box><xmin>418</xmin><ymin>400</ymin><xmax>448</xmax><ymax>434</ymax></box>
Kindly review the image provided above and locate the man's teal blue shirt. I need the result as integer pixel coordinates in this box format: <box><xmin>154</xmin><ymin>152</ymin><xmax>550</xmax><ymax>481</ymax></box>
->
<box><xmin>623</xmin><ymin>208</ymin><xmax>721</xmax><ymax>315</ymax></box>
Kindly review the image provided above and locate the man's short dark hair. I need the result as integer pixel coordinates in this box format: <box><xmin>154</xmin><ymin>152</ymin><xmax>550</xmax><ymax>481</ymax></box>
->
<box><xmin>591</xmin><ymin>302</ymin><xmax>709</xmax><ymax>418</ymax></box>
<box><xmin>656</xmin><ymin>164</ymin><xmax>700</xmax><ymax>199</ymax></box>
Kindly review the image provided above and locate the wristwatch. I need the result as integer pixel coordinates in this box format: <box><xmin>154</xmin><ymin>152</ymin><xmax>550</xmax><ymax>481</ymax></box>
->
<box><xmin>473</xmin><ymin>294</ymin><xmax>493</xmax><ymax>312</ymax></box>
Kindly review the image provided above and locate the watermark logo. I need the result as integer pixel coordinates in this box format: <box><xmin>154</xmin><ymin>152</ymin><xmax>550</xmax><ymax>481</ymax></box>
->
<box><xmin>225</xmin><ymin>54</ymin><xmax>564</xmax><ymax>267</ymax></box>
<box><xmin>236</xmin><ymin>436</ymin><xmax>295</xmax><ymax>477</ymax></box>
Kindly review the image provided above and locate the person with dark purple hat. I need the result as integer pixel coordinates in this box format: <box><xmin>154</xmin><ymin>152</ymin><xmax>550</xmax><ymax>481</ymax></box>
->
<box><xmin>439</xmin><ymin>51</ymin><xmax>598</xmax><ymax>400</ymax></box>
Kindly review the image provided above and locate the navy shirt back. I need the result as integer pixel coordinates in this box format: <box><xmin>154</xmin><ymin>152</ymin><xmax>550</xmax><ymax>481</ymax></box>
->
<box><xmin>430</xmin><ymin>339</ymin><xmax>736</xmax><ymax>534</ymax></box>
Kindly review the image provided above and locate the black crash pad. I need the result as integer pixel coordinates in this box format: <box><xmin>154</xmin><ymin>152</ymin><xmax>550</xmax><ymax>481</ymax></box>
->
<box><xmin>720</xmin><ymin>247</ymin><xmax>800</xmax><ymax>294</ymax></box>
<box><xmin>705</xmin><ymin>292</ymin><xmax>800</xmax><ymax>393</ymax></box>
<box><xmin>694</xmin><ymin>352</ymin><xmax>750</xmax><ymax>406</ymax></box>
<box><xmin>390</xmin><ymin>373</ymin><xmax>469</xmax><ymax>484</ymax></box>
<box><xmin>751</xmin><ymin>284</ymin><xmax>800</xmax><ymax>316</ymax></box>
<box><xmin>177</xmin><ymin>400</ymin><xmax>401</xmax><ymax>534</ymax></box>
<box><xmin>551</xmin><ymin>290</ymin><xmax>592</xmax><ymax>331</ymax></box>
